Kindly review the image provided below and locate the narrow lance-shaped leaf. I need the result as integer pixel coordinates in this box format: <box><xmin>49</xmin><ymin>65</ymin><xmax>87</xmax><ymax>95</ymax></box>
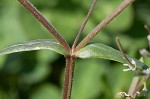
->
<box><xmin>0</xmin><ymin>39</ymin><xmax>66</xmax><ymax>55</ymax></box>
<box><xmin>75</xmin><ymin>43</ymin><xmax>149</xmax><ymax>70</ymax></box>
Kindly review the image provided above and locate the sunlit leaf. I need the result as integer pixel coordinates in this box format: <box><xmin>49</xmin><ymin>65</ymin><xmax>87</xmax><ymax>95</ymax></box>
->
<box><xmin>0</xmin><ymin>39</ymin><xmax>66</xmax><ymax>56</ymax></box>
<box><xmin>75</xmin><ymin>43</ymin><xmax>148</xmax><ymax>69</ymax></box>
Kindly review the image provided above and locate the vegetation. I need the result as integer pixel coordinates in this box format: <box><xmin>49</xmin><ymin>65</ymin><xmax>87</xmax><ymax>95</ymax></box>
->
<box><xmin>0</xmin><ymin>0</ymin><xmax>150</xmax><ymax>99</ymax></box>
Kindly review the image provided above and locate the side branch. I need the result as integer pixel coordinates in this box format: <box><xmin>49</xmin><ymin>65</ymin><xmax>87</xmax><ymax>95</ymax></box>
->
<box><xmin>72</xmin><ymin>0</ymin><xmax>97</xmax><ymax>50</ymax></box>
<box><xmin>18</xmin><ymin>0</ymin><xmax>71</xmax><ymax>53</ymax></box>
<box><xmin>75</xmin><ymin>0</ymin><xmax>135</xmax><ymax>51</ymax></box>
<box><xmin>116</xmin><ymin>37</ymin><xmax>135</xmax><ymax>69</ymax></box>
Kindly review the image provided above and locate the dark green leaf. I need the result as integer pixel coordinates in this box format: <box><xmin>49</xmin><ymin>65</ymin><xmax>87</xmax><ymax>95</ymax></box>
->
<box><xmin>0</xmin><ymin>39</ymin><xmax>66</xmax><ymax>56</ymax></box>
<box><xmin>75</xmin><ymin>43</ymin><xmax>148</xmax><ymax>69</ymax></box>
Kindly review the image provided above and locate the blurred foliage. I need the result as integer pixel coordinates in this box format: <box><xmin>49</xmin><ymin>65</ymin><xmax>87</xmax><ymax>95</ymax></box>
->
<box><xmin>0</xmin><ymin>0</ymin><xmax>150</xmax><ymax>99</ymax></box>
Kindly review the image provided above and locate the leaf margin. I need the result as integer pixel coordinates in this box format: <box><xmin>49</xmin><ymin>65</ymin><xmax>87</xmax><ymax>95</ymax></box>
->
<box><xmin>0</xmin><ymin>39</ymin><xmax>66</xmax><ymax>56</ymax></box>
<box><xmin>75</xmin><ymin>43</ymin><xmax>149</xmax><ymax>70</ymax></box>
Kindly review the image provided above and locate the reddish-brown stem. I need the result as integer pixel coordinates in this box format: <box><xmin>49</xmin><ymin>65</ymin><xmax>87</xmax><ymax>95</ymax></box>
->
<box><xmin>18</xmin><ymin>0</ymin><xmax>71</xmax><ymax>53</ymax></box>
<box><xmin>62</xmin><ymin>55</ymin><xmax>75</xmax><ymax>99</ymax></box>
<box><xmin>75</xmin><ymin>0</ymin><xmax>135</xmax><ymax>51</ymax></box>
<box><xmin>116</xmin><ymin>37</ymin><xmax>135</xmax><ymax>69</ymax></box>
<box><xmin>72</xmin><ymin>0</ymin><xmax>97</xmax><ymax>50</ymax></box>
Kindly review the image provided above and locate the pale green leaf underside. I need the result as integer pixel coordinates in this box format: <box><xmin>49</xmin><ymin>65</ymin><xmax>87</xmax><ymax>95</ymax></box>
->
<box><xmin>0</xmin><ymin>39</ymin><xmax>66</xmax><ymax>55</ymax></box>
<box><xmin>76</xmin><ymin>43</ymin><xmax>149</xmax><ymax>69</ymax></box>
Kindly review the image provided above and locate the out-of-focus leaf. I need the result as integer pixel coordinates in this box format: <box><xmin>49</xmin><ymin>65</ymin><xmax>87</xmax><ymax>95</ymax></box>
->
<box><xmin>72</xmin><ymin>59</ymin><xmax>107</xmax><ymax>99</ymax></box>
<box><xmin>45</xmin><ymin>9</ymin><xmax>85</xmax><ymax>42</ymax></box>
<box><xmin>31</xmin><ymin>0</ymin><xmax>58</xmax><ymax>7</ymax></box>
<box><xmin>19</xmin><ymin>9</ymin><xmax>51</xmax><ymax>40</ymax></box>
<box><xmin>0</xmin><ymin>39</ymin><xmax>66</xmax><ymax>56</ymax></box>
<box><xmin>20</xmin><ymin>51</ymin><xmax>58</xmax><ymax>84</ymax></box>
<box><xmin>0</xmin><ymin>55</ymin><xmax>7</xmax><ymax>70</ymax></box>
<box><xmin>143</xmin><ymin>57</ymin><xmax>150</xmax><ymax>67</ymax></box>
<box><xmin>60</xmin><ymin>59</ymin><xmax>107</xmax><ymax>99</ymax></box>
<box><xmin>75</xmin><ymin>43</ymin><xmax>148</xmax><ymax>69</ymax></box>
<box><xmin>0</xmin><ymin>0</ymin><xmax>27</xmax><ymax>47</ymax></box>
<box><xmin>105</xmin><ymin>64</ymin><xmax>133</xmax><ymax>98</ymax></box>
<box><xmin>76</xmin><ymin>0</ymin><xmax>133</xmax><ymax>32</ymax></box>
<box><xmin>20</xmin><ymin>64</ymin><xmax>50</xmax><ymax>84</ymax></box>
<box><xmin>99</xmin><ymin>1</ymin><xmax>133</xmax><ymax>32</ymax></box>
<box><xmin>135</xmin><ymin>1</ymin><xmax>150</xmax><ymax>25</ymax></box>
<box><xmin>37</xmin><ymin>50</ymin><xmax>59</xmax><ymax>63</ymax></box>
<box><xmin>0</xmin><ymin>90</ymin><xmax>8</xmax><ymax>99</ymax></box>
<box><xmin>30</xmin><ymin>83</ymin><xmax>61</xmax><ymax>99</ymax></box>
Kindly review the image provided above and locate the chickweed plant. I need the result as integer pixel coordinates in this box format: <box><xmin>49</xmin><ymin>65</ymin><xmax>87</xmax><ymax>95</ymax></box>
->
<box><xmin>0</xmin><ymin>0</ymin><xmax>150</xmax><ymax>99</ymax></box>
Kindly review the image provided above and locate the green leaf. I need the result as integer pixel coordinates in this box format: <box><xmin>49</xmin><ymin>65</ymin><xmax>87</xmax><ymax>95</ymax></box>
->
<box><xmin>71</xmin><ymin>59</ymin><xmax>106</xmax><ymax>99</ymax></box>
<box><xmin>45</xmin><ymin>9</ymin><xmax>84</xmax><ymax>42</ymax></box>
<box><xmin>75</xmin><ymin>43</ymin><xmax>149</xmax><ymax>69</ymax></box>
<box><xmin>29</xmin><ymin>83</ymin><xmax>61</xmax><ymax>99</ymax></box>
<box><xmin>135</xmin><ymin>2</ymin><xmax>150</xmax><ymax>25</ymax></box>
<box><xmin>79</xmin><ymin>0</ymin><xmax>133</xmax><ymax>32</ymax></box>
<box><xmin>0</xmin><ymin>39</ymin><xmax>66</xmax><ymax>56</ymax></box>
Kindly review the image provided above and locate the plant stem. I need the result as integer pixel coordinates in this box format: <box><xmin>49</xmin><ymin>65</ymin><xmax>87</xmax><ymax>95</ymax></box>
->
<box><xmin>75</xmin><ymin>0</ymin><xmax>135</xmax><ymax>51</ymax></box>
<box><xmin>18</xmin><ymin>0</ymin><xmax>71</xmax><ymax>53</ymax></box>
<box><xmin>72</xmin><ymin>0</ymin><xmax>97</xmax><ymax>50</ymax></box>
<box><xmin>62</xmin><ymin>55</ymin><xmax>75</xmax><ymax>99</ymax></box>
<box><xmin>126</xmin><ymin>75</ymin><xmax>139</xmax><ymax>99</ymax></box>
<box><xmin>132</xmin><ymin>76</ymin><xmax>149</xmax><ymax>97</ymax></box>
<box><xmin>116</xmin><ymin>37</ymin><xmax>135</xmax><ymax>69</ymax></box>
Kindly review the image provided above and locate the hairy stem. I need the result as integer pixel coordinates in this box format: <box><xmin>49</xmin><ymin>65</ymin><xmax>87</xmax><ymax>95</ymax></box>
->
<box><xmin>75</xmin><ymin>0</ymin><xmax>135</xmax><ymax>51</ymax></box>
<box><xmin>18</xmin><ymin>0</ymin><xmax>71</xmax><ymax>53</ymax></box>
<box><xmin>62</xmin><ymin>55</ymin><xmax>75</xmax><ymax>99</ymax></box>
<box><xmin>72</xmin><ymin>0</ymin><xmax>97</xmax><ymax>50</ymax></box>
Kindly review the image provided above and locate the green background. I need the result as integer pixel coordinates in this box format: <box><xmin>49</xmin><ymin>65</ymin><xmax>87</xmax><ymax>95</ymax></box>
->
<box><xmin>0</xmin><ymin>0</ymin><xmax>150</xmax><ymax>99</ymax></box>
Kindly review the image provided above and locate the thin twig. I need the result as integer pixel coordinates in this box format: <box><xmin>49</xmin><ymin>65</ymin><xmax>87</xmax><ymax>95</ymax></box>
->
<box><xmin>18</xmin><ymin>0</ymin><xmax>71</xmax><ymax>53</ymax></box>
<box><xmin>72</xmin><ymin>0</ymin><xmax>97</xmax><ymax>50</ymax></box>
<box><xmin>62</xmin><ymin>55</ymin><xmax>75</xmax><ymax>99</ymax></box>
<box><xmin>75</xmin><ymin>0</ymin><xmax>135</xmax><ymax>51</ymax></box>
<box><xmin>116</xmin><ymin>37</ymin><xmax>135</xmax><ymax>69</ymax></box>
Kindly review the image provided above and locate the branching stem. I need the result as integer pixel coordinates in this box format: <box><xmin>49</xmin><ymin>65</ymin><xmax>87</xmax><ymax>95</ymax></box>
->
<box><xmin>18</xmin><ymin>1</ymin><xmax>137</xmax><ymax>99</ymax></box>
<box><xmin>18</xmin><ymin>0</ymin><xmax>71</xmax><ymax>53</ymax></box>
<box><xmin>72</xmin><ymin>0</ymin><xmax>97</xmax><ymax>51</ymax></box>
<box><xmin>75</xmin><ymin>0</ymin><xmax>135</xmax><ymax>51</ymax></box>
